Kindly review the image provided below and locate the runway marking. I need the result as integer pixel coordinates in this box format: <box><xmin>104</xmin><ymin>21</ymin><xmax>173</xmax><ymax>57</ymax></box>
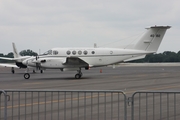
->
<box><xmin>0</xmin><ymin>94</ymin><xmax>102</xmax><ymax>109</ymax></box>
<box><xmin>1</xmin><ymin>84</ymin><xmax>180</xmax><ymax>110</ymax></box>
<box><xmin>125</xmin><ymin>84</ymin><xmax>180</xmax><ymax>94</ymax></box>
<box><xmin>23</xmin><ymin>82</ymin><xmax>43</xmax><ymax>85</ymax></box>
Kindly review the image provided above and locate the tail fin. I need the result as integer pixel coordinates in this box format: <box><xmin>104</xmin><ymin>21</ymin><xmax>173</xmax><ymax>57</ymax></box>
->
<box><xmin>12</xmin><ymin>42</ymin><xmax>20</xmax><ymax>58</ymax></box>
<box><xmin>133</xmin><ymin>26</ymin><xmax>171</xmax><ymax>52</ymax></box>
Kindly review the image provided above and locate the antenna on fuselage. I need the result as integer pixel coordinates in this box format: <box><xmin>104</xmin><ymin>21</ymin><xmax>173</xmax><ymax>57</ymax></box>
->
<box><xmin>94</xmin><ymin>43</ymin><xmax>97</xmax><ymax>48</ymax></box>
<box><xmin>39</xmin><ymin>49</ymin><xmax>41</xmax><ymax>55</ymax></box>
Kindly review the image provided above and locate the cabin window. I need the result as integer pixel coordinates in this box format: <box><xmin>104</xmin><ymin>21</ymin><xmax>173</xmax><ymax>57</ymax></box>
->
<box><xmin>110</xmin><ymin>51</ymin><xmax>113</xmax><ymax>54</ymax></box>
<box><xmin>83</xmin><ymin>50</ymin><xmax>88</xmax><ymax>55</ymax></box>
<box><xmin>72</xmin><ymin>50</ymin><xmax>76</xmax><ymax>55</ymax></box>
<box><xmin>67</xmin><ymin>50</ymin><xmax>71</xmax><ymax>55</ymax></box>
<box><xmin>78</xmin><ymin>51</ymin><xmax>82</xmax><ymax>55</ymax></box>
<box><xmin>92</xmin><ymin>51</ymin><xmax>95</xmax><ymax>54</ymax></box>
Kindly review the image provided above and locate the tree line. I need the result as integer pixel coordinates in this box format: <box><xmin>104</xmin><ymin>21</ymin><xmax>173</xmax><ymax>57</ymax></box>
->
<box><xmin>1</xmin><ymin>50</ymin><xmax>180</xmax><ymax>63</ymax></box>
<box><xmin>131</xmin><ymin>51</ymin><xmax>180</xmax><ymax>63</ymax></box>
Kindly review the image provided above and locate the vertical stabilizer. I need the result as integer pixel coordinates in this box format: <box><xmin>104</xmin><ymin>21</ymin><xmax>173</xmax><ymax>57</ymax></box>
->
<box><xmin>12</xmin><ymin>42</ymin><xmax>20</xmax><ymax>58</ymax></box>
<box><xmin>133</xmin><ymin>26</ymin><xmax>171</xmax><ymax>52</ymax></box>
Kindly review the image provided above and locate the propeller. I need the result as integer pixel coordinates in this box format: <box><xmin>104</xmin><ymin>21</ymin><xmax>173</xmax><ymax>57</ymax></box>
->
<box><xmin>35</xmin><ymin>55</ymin><xmax>41</xmax><ymax>70</ymax></box>
<box><xmin>35</xmin><ymin>55</ymin><xmax>46</xmax><ymax>70</ymax></box>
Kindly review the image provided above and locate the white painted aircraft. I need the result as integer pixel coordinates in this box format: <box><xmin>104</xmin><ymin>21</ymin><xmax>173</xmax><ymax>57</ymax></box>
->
<box><xmin>0</xmin><ymin>43</ymin><xmax>35</xmax><ymax>73</ymax></box>
<box><xmin>22</xmin><ymin>26</ymin><xmax>171</xmax><ymax>79</ymax></box>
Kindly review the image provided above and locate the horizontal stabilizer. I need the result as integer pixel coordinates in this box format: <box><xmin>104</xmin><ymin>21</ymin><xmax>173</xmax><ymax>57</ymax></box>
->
<box><xmin>124</xmin><ymin>55</ymin><xmax>146</xmax><ymax>62</ymax></box>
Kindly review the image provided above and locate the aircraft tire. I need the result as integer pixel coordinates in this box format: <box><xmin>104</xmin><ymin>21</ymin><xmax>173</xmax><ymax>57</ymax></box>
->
<box><xmin>24</xmin><ymin>73</ymin><xmax>30</xmax><ymax>79</ymax></box>
<box><xmin>40</xmin><ymin>70</ymin><xmax>43</xmax><ymax>73</ymax></box>
<box><xmin>11</xmin><ymin>67</ymin><xmax>15</xmax><ymax>74</ymax></box>
<box><xmin>75</xmin><ymin>74</ymin><xmax>81</xmax><ymax>79</ymax></box>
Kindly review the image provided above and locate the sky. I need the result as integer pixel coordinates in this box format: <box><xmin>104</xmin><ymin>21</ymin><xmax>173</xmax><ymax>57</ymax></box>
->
<box><xmin>0</xmin><ymin>0</ymin><xmax>180</xmax><ymax>54</ymax></box>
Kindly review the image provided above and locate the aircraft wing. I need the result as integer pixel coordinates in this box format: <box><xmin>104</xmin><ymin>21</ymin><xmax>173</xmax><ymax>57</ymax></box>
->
<box><xmin>0</xmin><ymin>57</ymin><xmax>14</xmax><ymax>60</ymax></box>
<box><xmin>0</xmin><ymin>56</ymin><xmax>31</xmax><ymax>61</ymax></box>
<box><xmin>62</xmin><ymin>57</ymin><xmax>89</xmax><ymax>67</ymax></box>
<box><xmin>0</xmin><ymin>63</ymin><xmax>19</xmax><ymax>68</ymax></box>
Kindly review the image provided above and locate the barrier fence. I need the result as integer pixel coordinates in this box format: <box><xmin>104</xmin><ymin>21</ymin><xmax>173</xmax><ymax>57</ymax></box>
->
<box><xmin>1</xmin><ymin>90</ymin><xmax>180</xmax><ymax>120</ymax></box>
<box><xmin>131</xmin><ymin>91</ymin><xmax>180</xmax><ymax>120</ymax></box>
<box><xmin>0</xmin><ymin>90</ymin><xmax>126</xmax><ymax>120</ymax></box>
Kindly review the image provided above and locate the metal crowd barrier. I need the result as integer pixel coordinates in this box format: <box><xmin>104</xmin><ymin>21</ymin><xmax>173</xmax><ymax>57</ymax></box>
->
<box><xmin>0</xmin><ymin>90</ymin><xmax>8</xmax><ymax>120</ymax></box>
<box><xmin>131</xmin><ymin>91</ymin><xmax>180</xmax><ymax>120</ymax></box>
<box><xmin>0</xmin><ymin>90</ymin><xmax>126</xmax><ymax>120</ymax></box>
<box><xmin>1</xmin><ymin>90</ymin><xmax>180</xmax><ymax>120</ymax></box>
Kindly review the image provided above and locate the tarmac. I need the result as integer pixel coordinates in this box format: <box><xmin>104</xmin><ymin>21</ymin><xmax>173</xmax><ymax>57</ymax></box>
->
<box><xmin>1</xmin><ymin>63</ymin><xmax>180</xmax><ymax>119</ymax></box>
<box><xmin>1</xmin><ymin>63</ymin><xmax>180</xmax><ymax>91</ymax></box>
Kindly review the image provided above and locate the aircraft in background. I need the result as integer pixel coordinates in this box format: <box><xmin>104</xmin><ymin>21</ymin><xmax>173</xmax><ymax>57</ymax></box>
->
<box><xmin>0</xmin><ymin>43</ymin><xmax>39</xmax><ymax>73</ymax></box>
<box><xmin>22</xmin><ymin>26</ymin><xmax>171</xmax><ymax>79</ymax></box>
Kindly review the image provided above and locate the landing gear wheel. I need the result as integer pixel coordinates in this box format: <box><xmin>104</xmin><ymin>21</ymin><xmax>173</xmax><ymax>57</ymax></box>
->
<box><xmin>11</xmin><ymin>70</ymin><xmax>15</xmax><ymax>74</ymax></box>
<box><xmin>75</xmin><ymin>74</ymin><xmax>82</xmax><ymax>79</ymax></box>
<box><xmin>40</xmin><ymin>70</ymin><xmax>43</xmax><ymax>73</ymax></box>
<box><xmin>24</xmin><ymin>73</ymin><xmax>30</xmax><ymax>79</ymax></box>
<box><xmin>11</xmin><ymin>67</ymin><xmax>15</xmax><ymax>74</ymax></box>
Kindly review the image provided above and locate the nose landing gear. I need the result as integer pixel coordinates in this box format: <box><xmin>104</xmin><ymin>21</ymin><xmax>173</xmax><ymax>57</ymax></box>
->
<box><xmin>24</xmin><ymin>68</ymin><xmax>30</xmax><ymax>79</ymax></box>
<box><xmin>24</xmin><ymin>73</ymin><xmax>30</xmax><ymax>79</ymax></box>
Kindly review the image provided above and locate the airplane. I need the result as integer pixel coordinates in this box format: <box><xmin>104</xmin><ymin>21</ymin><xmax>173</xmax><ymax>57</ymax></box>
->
<box><xmin>22</xmin><ymin>26</ymin><xmax>171</xmax><ymax>79</ymax></box>
<box><xmin>0</xmin><ymin>43</ymin><xmax>40</xmax><ymax>73</ymax></box>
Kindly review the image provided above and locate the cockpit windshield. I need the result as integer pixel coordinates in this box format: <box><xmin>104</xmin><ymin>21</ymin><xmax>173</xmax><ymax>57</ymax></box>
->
<box><xmin>43</xmin><ymin>50</ymin><xmax>52</xmax><ymax>55</ymax></box>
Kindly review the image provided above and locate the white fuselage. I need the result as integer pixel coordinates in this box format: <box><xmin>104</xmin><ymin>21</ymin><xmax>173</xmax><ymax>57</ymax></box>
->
<box><xmin>23</xmin><ymin>47</ymin><xmax>153</xmax><ymax>69</ymax></box>
<box><xmin>20</xmin><ymin>26</ymin><xmax>170</xmax><ymax>79</ymax></box>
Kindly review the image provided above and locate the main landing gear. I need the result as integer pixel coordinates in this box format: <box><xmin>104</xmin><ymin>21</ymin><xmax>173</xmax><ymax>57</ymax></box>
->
<box><xmin>23</xmin><ymin>68</ymin><xmax>82</xmax><ymax>79</ymax></box>
<box><xmin>11</xmin><ymin>67</ymin><xmax>15</xmax><ymax>74</ymax></box>
<box><xmin>75</xmin><ymin>69</ymin><xmax>83</xmax><ymax>79</ymax></box>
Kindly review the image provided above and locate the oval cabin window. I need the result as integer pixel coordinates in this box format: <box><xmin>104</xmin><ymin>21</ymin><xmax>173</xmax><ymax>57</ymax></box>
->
<box><xmin>78</xmin><ymin>51</ymin><xmax>82</xmax><ymax>55</ymax></box>
<box><xmin>67</xmin><ymin>50</ymin><xmax>71</xmax><ymax>55</ymax></box>
<box><xmin>72</xmin><ymin>50</ymin><xmax>76</xmax><ymax>55</ymax></box>
<box><xmin>83</xmin><ymin>50</ymin><xmax>88</xmax><ymax>55</ymax></box>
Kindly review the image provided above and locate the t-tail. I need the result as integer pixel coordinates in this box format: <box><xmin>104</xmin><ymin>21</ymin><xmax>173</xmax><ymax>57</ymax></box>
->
<box><xmin>124</xmin><ymin>26</ymin><xmax>171</xmax><ymax>62</ymax></box>
<box><xmin>133</xmin><ymin>26</ymin><xmax>171</xmax><ymax>52</ymax></box>
<box><xmin>12</xmin><ymin>42</ymin><xmax>31</xmax><ymax>61</ymax></box>
<box><xmin>12</xmin><ymin>42</ymin><xmax>30</xmax><ymax>68</ymax></box>
<box><xmin>12</xmin><ymin>42</ymin><xmax>21</xmax><ymax>58</ymax></box>
<box><xmin>12</xmin><ymin>42</ymin><xmax>30</xmax><ymax>62</ymax></box>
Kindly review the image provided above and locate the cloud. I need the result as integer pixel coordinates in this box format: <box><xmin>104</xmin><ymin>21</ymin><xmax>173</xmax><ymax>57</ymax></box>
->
<box><xmin>0</xmin><ymin>0</ymin><xmax>179</xmax><ymax>54</ymax></box>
